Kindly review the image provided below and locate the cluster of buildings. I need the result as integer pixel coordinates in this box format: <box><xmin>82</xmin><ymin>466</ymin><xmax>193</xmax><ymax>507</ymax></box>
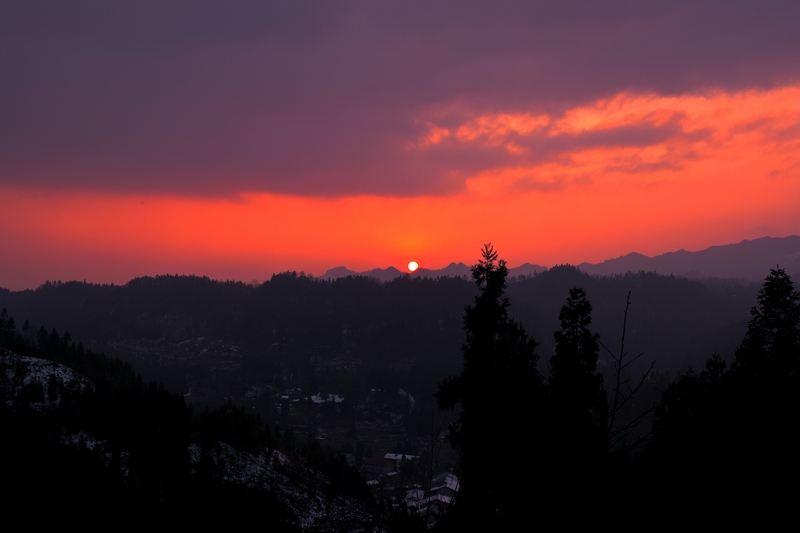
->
<box><xmin>403</xmin><ymin>472</ymin><xmax>460</xmax><ymax>527</ymax></box>
<box><xmin>358</xmin><ymin>453</ymin><xmax>460</xmax><ymax>528</ymax></box>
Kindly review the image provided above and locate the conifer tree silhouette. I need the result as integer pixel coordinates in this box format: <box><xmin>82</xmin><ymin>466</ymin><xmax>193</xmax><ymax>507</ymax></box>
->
<box><xmin>729</xmin><ymin>267</ymin><xmax>800</xmax><ymax>483</ymax></box>
<box><xmin>733</xmin><ymin>266</ymin><xmax>800</xmax><ymax>383</ymax></box>
<box><xmin>436</xmin><ymin>244</ymin><xmax>542</xmax><ymax>530</ymax></box>
<box><xmin>648</xmin><ymin>268</ymin><xmax>800</xmax><ymax>509</ymax></box>
<box><xmin>549</xmin><ymin>287</ymin><xmax>605</xmax><ymax>474</ymax></box>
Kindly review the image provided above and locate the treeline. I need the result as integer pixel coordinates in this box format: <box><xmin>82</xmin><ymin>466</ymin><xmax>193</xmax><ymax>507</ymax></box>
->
<box><xmin>644</xmin><ymin>266</ymin><xmax>800</xmax><ymax>513</ymax></box>
<box><xmin>0</xmin><ymin>268</ymin><xmax>757</xmax><ymax>403</ymax></box>
<box><xmin>1</xmin><ymin>257</ymin><xmax>792</xmax><ymax>529</ymax></box>
<box><xmin>433</xmin><ymin>247</ymin><xmax>800</xmax><ymax>530</ymax></box>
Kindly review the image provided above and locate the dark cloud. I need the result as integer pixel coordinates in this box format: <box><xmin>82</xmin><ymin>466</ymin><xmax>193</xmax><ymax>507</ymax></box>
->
<box><xmin>414</xmin><ymin>115</ymin><xmax>705</xmax><ymax>178</ymax></box>
<box><xmin>528</xmin><ymin>120</ymin><xmax>693</xmax><ymax>162</ymax></box>
<box><xmin>513</xmin><ymin>175</ymin><xmax>573</xmax><ymax>193</ymax></box>
<box><xmin>1</xmin><ymin>1</ymin><xmax>797</xmax><ymax>196</ymax></box>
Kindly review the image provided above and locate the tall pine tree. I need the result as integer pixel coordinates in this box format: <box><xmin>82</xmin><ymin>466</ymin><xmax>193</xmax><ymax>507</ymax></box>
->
<box><xmin>549</xmin><ymin>286</ymin><xmax>605</xmax><ymax>475</ymax></box>
<box><xmin>733</xmin><ymin>266</ymin><xmax>800</xmax><ymax>383</ymax></box>
<box><xmin>436</xmin><ymin>244</ymin><xmax>543</xmax><ymax>530</ymax></box>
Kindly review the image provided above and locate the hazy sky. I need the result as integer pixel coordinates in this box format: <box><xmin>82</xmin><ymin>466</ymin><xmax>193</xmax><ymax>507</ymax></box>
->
<box><xmin>1</xmin><ymin>1</ymin><xmax>799</xmax><ymax>289</ymax></box>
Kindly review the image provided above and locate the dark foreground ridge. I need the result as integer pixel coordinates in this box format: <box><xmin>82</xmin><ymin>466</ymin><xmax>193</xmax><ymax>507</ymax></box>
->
<box><xmin>1</xmin><ymin>245</ymin><xmax>798</xmax><ymax>529</ymax></box>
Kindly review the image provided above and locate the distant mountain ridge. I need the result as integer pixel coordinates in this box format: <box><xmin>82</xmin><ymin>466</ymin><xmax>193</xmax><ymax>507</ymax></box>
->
<box><xmin>321</xmin><ymin>261</ymin><xmax>549</xmax><ymax>282</ymax></box>
<box><xmin>321</xmin><ymin>236</ymin><xmax>800</xmax><ymax>282</ymax></box>
<box><xmin>577</xmin><ymin>236</ymin><xmax>800</xmax><ymax>280</ymax></box>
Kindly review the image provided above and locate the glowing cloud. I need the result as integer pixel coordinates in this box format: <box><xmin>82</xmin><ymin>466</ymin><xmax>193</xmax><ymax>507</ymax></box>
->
<box><xmin>0</xmin><ymin>85</ymin><xmax>798</xmax><ymax>290</ymax></box>
<box><xmin>415</xmin><ymin>86</ymin><xmax>799</xmax><ymax>195</ymax></box>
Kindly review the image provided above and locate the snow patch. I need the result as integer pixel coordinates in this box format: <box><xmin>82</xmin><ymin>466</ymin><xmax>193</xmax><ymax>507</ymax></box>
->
<box><xmin>398</xmin><ymin>388</ymin><xmax>415</xmax><ymax>409</ymax></box>
<box><xmin>309</xmin><ymin>393</ymin><xmax>344</xmax><ymax>404</ymax></box>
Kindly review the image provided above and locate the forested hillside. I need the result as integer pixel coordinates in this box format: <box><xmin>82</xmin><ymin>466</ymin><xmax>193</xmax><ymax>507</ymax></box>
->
<box><xmin>0</xmin><ymin>268</ymin><xmax>758</xmax><ymax>482</ymax></box>
<box><xmin>1</xmin><ymin>259</ymin><xmax>796</xmax><ymax>529</ymax></box>
<box><xmin>0</xmin><ymin>267</ymin><xmax>757</xmax><ymax>393</ymax></box>
<box><xmin>0</xmin><ymin>311</ymin><xmax>395</xmax><ymax>531</ymax></box>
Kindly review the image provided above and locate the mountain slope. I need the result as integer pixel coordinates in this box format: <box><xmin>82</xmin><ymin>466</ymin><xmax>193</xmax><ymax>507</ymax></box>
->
<box><xmin>578</xmin><ymin>236</ymin><xmax>800</xmax><ymax>280</ymax></box>
<box><xmin>318</xmin><ymin>236</ymin><xmax>800</xmax><ymax>282</ymax></box>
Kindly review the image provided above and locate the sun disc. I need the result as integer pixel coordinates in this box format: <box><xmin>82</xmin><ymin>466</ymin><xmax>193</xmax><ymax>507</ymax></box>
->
<box><xmin>408</xmin><ymin>261</ymin><xmax>419</xmax><ymax>272</ymax></box>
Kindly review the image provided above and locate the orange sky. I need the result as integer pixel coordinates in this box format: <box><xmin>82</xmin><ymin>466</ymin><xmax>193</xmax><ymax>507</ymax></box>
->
<box><xmin>2</xmin><ymin>85</ymin><xmax>798</xmax><ymax>290</ymax></box>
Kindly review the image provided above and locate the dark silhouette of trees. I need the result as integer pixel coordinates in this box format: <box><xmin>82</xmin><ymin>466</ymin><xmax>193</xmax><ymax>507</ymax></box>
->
<box><xmin>548</xmin><ymin>287</ymin><xmax>605</xmax><ymax>477</ymax></box>
<box><xmin>646</xmin><ymin>351</ymin><xmax>728</xmax><ymax>489</ymax></box>
<box><xmin>727</xmin><ymin>266</ymin><xmax>800</xmax><ymax>488</ymax></box>
<box><xmin>646</xmin><ymin>267</ymin><xmax>800</xmax><ymax>513</ymax></box>
<box><xmin>732</xmin><ymin>266</ymin><xmax>800</xmax><ymax>382</ymax></box>
<box><xmin>198</xmin><ymin>399</ymin><xmax>272</xmax><ymax>454</ymax></box>
<box><xmin>9</xmin><ymin>257</ymin><xmax>800</xmax><ymax>527</ymax></box>
<box><xmin>435</xmin><ymin>244</ymin><xmax>543</xmax><ymax>530</ymax></box>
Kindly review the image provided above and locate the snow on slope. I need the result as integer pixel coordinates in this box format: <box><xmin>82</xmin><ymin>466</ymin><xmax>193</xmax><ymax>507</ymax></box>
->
<box><xmin>189</xmin><ymin>442</ymin><xmax>376</xmax><ymax>531</ymax></box>
<box><xmin>1</xmin><ymin>352</ymin><xmax>90</xmax><ymax>409</ymax></box>
<box><xmin>2</xmin><ymin>352</ymin><xmax>377</xmax><ymax>531</ymax></box>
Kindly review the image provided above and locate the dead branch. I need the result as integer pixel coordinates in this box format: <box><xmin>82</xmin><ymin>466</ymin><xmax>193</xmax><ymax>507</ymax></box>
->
<box><xmin>606</xmin><ymin>291</ymin><xmax>632</xmax><ymax>434</ymax></box>
<box><xmin>602</xmin><ymin>291</ymin><xmax>657</xmax><ymax>451</ymax></box>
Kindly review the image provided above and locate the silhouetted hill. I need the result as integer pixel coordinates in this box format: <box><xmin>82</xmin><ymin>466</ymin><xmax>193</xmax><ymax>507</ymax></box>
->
<box><xmin>321</xmin><ymin>261</ymin><xmax>546</xmax><ymax>281</ymax></box>
<box><xmin>0</xmin><ymin>268</ymin><xmax>762</xmax><ymax>395</ymax></box>
<box><xmin>361</xmin><ymin>266</ymin><xmax>404</xmax><ymax>282</ymax></box>
<box><xmin>0</xmin><ymin>265</ymin><xmax>774</xmax><ymax>526</ymax></box>
<box><xmin>579</xmin><ymin>252</ymin><xmax>651</xmax><ymax>276</ymax></box>
<box><xmin>509</xmin><ymin>263</ymin><xmax>550</xmax><ymax>278</ymax></box>
<box><xmin>320</xmin><ymin>237</ymin><xmax>799</xmax><ymax>282</ymax></box>
<box><xmin>413</xmin><ymin>262</ymin><xmax>470</xmax><ymax>279</ymax></box>
<box><xmin>2</xmin><ymin>267</ymin><xmax>792</xmax><ymax>529</ymax></box>
<box><xmin>320</xmin><ymin>266</ymin><xmax>361</xmax><ymax>279</ymax></box>
<box><xmin>578</xmin><ymin>236</ymin><xmax>800</xmax><ymax>280</ymax></box>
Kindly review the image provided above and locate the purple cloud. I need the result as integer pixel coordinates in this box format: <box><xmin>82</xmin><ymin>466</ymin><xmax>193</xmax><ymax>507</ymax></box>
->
<box><xmin>1</xmin><ymin>1</ymin><xmax>797</xmax><ymax>196</ymax></box>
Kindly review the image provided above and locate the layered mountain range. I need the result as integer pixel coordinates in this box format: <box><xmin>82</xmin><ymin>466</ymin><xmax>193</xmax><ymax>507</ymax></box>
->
<box><xmin>322</xmin><ymin>236</ymin><xmax>800</xmax><ymax>282</ymax></box>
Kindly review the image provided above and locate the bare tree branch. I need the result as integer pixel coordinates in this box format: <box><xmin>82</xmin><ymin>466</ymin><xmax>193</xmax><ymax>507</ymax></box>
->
<box><xmin>608</xmin><ymin>403</ymin><xmax>656</xmax><ymax>440</ymax></box>
<box><xmin>604</xmin><ymin>291</ymin><xmax>657</xmax><ymax>451</ymax></box>
<box><xmin>607</xmin><ymin>291</ymin><xmax>632</xmax><ymax>435</ymax></box>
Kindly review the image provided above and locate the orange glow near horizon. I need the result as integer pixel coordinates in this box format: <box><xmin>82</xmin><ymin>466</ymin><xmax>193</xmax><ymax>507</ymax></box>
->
<box><xmin>1</xmin><ymin>86</ymin><xmax>798</xmax><ymax>290</ymax></box>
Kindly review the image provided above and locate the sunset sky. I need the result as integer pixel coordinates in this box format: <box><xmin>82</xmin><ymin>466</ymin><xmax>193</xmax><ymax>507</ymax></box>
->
<box><xmin>1</xmin><ymin>1</ymin><xmax>799</xmax><ymax>290</ymax></box>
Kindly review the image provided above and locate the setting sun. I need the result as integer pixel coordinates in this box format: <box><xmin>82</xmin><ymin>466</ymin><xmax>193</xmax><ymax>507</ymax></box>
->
<box><xmin>408</xmin><ymin>261</ymin><xmax>419</xmax><ymax>272</ymax></box>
